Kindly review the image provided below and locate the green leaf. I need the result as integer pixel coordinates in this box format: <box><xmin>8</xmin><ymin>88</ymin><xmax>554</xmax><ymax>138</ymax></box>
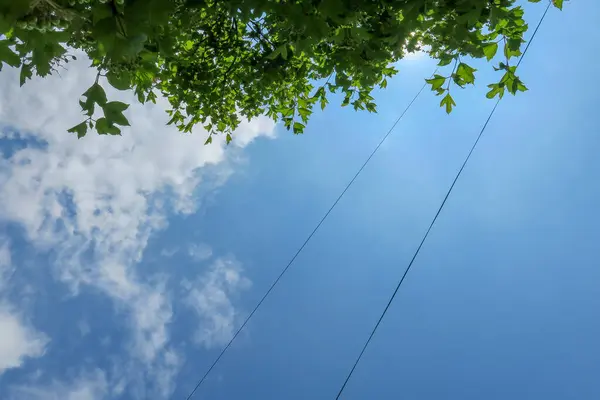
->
<box><xmin>80</xmin><ymin>99</ymin><xmax>94</xmax><ymax>117</ymax></box>
<box><xmin>0</xmin><ymin>40</ymin><xmax>21</xmax><ymax>69</ymax></box>
<box><xmin>279</xmin><ymin>107</ymin><xmax>294</xmax><ymax>117</ymax></box>
<box><xmin>226</xmin><ymin>133</ymin><xmax>232</xmax><ymax>144</ymax></box>
<box><xmin>136</xmin><ymin>88</ymin><xmax>146</xmax><ymax>104</ymax></box>
<box><xmin>20</xmin><ymin>63</ymin><xmax>32</xmax><ymax>86</ymax></box>
<box><xmin>494</xmin><ymin>61</ymin><xmax>508</xmax><ymax>71</ymax></box>
<box><xmin>553</xmin><ymin>0</ymin><xmax>563</xmax><ymax>9</ymax></box>
<box><xmin>68</xmin><ymin>122</ymin><xmax>89</xmax><ymax>139</ymax></box>
<box><xmin>103</xmin><ymin>101</ymin><xmax>129</xmax><ymax>113</ymax></box>
<box><xmin>486</xmin><ymin>83</ymin><xmax>505</xmax><ymax>99</ymax></box>
<box><xmin>115</xmin><ymin>34</ymin><xmax>148</xmax><ymax>59</ymax></box>
<box><xmin>293</xmin><ymin>121</ymin><xmax>305</xmax><ymax>134</ymax></box>
<box><xmin>204</xmin><ymin>135</ymin><xmax>212</xmax><ymax>145</ymax></box>
<box><xmin>298</xmin><ymin>97</ymin><xmax>309</xmax><ymax>109</ymax></box>
<box><xmin>267</xmin><ymin>45</ymin><xmax>288</xmax><ymax>60</ymax></box>
<box><xmin>440</xmin><ymin>93</ymin><xmax>456</xmax><ymax>114</ymax></box>
<box><xmin>92</xmin><ymin>3</ymin><xmax>113</xmax><ymax>25</ymax></box>
<box><xmin>437</xmin><ymin>53</ymin><xmax>455</xmax><ymax>67</ymax></box>
<box><xmin>156</xmin><ymin>34</ymin><xmax>175</xmax><ymax>57</ymax></box>
<box><xmin>456</xmin><ymin>63</ymin><xmax>476</xmax><ymax>85</ymax></box>
<box><xmin>83</xmin><ymin>83</ymin><xmax>108</xmax><ymax>106</ymax></box>
<box><xmin>516</xmin><ymin>80</ymin><xmax>528</xmax><ymax>92</ymax></box>
<box><xmin>0</xmin><ymin>15</ymin><xmax>11</xmax><ymax>34</ymax></box>
<box><xmin>352</xmin><ymin>100</ymin><xmax>365</xmax><ymax>111</ymax></box>
<box><xmin>106</xmin><ymin>70</ymin><xmax>131</xmax><ymax>90</ymax></box>
<box><xmin>483</xmin><ymin>42</ymin><xmax>498</xmax><ymax>61</ymax></box>
<box><xmin>102</xmin><ymin>101</ymin><xmax>130</xmax><ymax>126</ymax></box>
<box><xmin>507</xmin><ymin>75</ymin><xmax>528</xmax><ymax>94</ymax></box>
<box><xmin>504</xmin><ymin>38</ymin><xmax>522</xmax><ymax>59</ymax></box>
<box><xmin>382</xmin><ymin>66</ymin><xmax>398</xmax><ymax>77</ymax></box>
<box><xmin>341</xmin><ymin>92</ymin><xmax>352</xmax><ymax>107</ymax></box>
<box><xmin>320</xmin><ymin>96</ymin><xmax>329</xmax><ymax>111</ymax></box>
<box><xmin>425</xmin><ymin>75</ymin><xmax>446</xmax><ymax>91</ymax></box>
<box><xmin>283</xmin><ymin>116</ymin><xmax>293</xmax><ymax>130</ymax></box>
<box><xmin>298</xmin><ymin>107</ymin><xmax>311</xmax><ymax>122</ymax></box>
<box><xmin>96</xmin><ymin>117</ymin><xmax>121</xmax><ymax>135</ymax></box>
<box><xmin>147</xmin><ymin>91</ymin><xmax>157</xmax><ymax>104</ymax></box>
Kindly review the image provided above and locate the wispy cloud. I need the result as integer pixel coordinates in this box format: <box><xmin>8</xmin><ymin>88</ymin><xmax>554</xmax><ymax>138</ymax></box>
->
<box><xmin>188</xmin><ymin>242</ymin><xmax>213</xmax><ymax>262</ymax></box>
<box><xmin>77</xmin><ymin>320</ymin><xmax>91</xmax><ymax>337</ymax></box>
<box><xmin>9</xmin><ymin>369</ymin><xmax>108</xmax><ymax>400</ymax></box>
<box><xmin>182</xmin><ymin>255</ymin><xmax>252</xmax><ymax>348</ymax></box>
<box><xmin>0</xmin><ymin>240</ymin><xmax>49</xmax><ymax>376</ymax></box>
<box><xmin>160</xmin><ymin>246</ymin><xmax>180</xmax><ymax>258</ymax></box>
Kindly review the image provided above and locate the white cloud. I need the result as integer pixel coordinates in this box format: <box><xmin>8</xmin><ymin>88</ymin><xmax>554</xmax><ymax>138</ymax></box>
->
<box><xmin>0</xmin><ymin>241</ymin><xmax>49</xmax><ymax>376</ymax></box>
<box><xmin>106</xmin><ymin>345</ymin><xmax>183</xmax><ymax>400</ymax></box>
<box><xmin>9</xmin><ymin>369</ymin><xmax>108</xmax><ymax>400</ymax></box>
<box><xmin>0</xmin><ymin>306</ymin><xmax>49</xmax><ymax>375</ymax></box>
<box><xmin>160</xmin><ymin>247</ymin><xmax>179</xmax><ymax>258</ymax></box>
<box><xmin>0</xmin><ymin>53</ymin><xmax>275</xmax><ymax>397</ymax></box>
<box><xmin>188</xmin><ymin>242</ymin><xmax>213</xmax><ymax>262</ymax></box>
<box><xmin>77</xmin><ymin>320</ymin><xmax>90</xmax><ymax>337</ymax></box>
<box><xmin>159</xmin><ymin>242</ymin><xmax>213</xmax><ymax>262</ymax></box>
<box><xmin>182</xmin><ymin>256</ymin><xmax>251</xmax><ymax>348</ymax></box>
<box><xmin>152</xmin><ymin>348</ymin><xmax>183</xmax><ymax>398</ymax></box>
<box><xmin>127</xmin><ymin>279</ymin><xmax>173</xmax><ymax>363</ymax></box>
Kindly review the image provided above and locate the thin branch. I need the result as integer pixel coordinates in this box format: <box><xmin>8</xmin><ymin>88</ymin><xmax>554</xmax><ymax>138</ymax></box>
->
<box><xmin>248</xmin><ymin>19</ymin><xmax>274</xmax><ymax>47</ymax></box>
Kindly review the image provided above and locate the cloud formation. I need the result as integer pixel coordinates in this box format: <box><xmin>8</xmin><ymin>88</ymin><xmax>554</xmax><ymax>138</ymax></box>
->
<box><xmin>0</xmin><ymin>54</ymin><xmax>274</xmax><ymax>397</ymax></box>
<box><xmin>183</xmin><ymin>255</ymin><xmax>252</xmax><ymax>348</ymax></box>
<box><xmin>188</xmin><ymin>242</ymin><xmax>214</xmax><ymax>262</ymax></box>
<box><xmin>0</xmin><ymin>241</ymin><xmax>48</xmax><ymax>375</ymax></box>
<box><xmin>0</xmin><ymin>307</ymin><xmax>48</xmax><ymax>375</ymax></box>
<box><xmin>9</xmin><ymin>369</ymin><xmax>108</xmax><ymax>400</ymax></box>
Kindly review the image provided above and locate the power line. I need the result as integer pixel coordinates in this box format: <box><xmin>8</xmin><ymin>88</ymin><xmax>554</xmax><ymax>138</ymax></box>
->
<box><xmin>183</xmin><ymin>72</ymin><xmax>436</xmax><ymax>399</ymax></box>
<box><xmin>334</xmin><ymin>3</ymin><xmax>552</xmax><ymax>399</ymax></box>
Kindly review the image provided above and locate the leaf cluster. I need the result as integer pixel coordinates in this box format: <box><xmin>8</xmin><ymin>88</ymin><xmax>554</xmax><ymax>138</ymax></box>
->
<box><xmin>0</xmin><ymin>0</ymin><xmax>562</xmax><ymax>141</ymax></box>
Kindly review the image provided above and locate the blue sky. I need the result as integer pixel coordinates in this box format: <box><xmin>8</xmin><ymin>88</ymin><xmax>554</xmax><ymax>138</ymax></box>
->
<box><xmin>1</xmin><ymin>1</ymin><xmax>599</xmax><ymax>399</ymax></box>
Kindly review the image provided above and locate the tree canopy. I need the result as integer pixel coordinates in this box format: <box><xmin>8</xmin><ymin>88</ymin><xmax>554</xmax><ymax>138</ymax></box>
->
<box><xmin>0</xmin><ymin>0</ymin><xmax>561</xmax><ymax>142</ymax></box>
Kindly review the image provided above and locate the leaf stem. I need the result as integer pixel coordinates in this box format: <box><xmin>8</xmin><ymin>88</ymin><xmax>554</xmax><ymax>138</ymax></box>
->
<box><xmin>447</xmin><ymin>57</ymin><xmax>458</xmax><ymax>91</ymax></box>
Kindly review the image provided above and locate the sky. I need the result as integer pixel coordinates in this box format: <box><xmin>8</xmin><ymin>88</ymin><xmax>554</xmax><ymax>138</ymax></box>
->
<box><xmin>0</xmin><ymin>1</ymin><xmax>599</xmax><ymax>399</ymax></box>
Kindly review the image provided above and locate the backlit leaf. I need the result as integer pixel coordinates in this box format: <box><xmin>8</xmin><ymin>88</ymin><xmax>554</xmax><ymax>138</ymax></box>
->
<box><xmin>440</xmin><ymin>93</ymin><xmax>456</xmax><ymax>114</ymax></box>
<box><xmin>483</xmin><ymin>42</ymin><xmax>498</xmax><ymax>61</ymax></box>
<box><xmin>425</xmin><ymin>75</ymin><xmax>447</xmax><ymax>91</ymax></box>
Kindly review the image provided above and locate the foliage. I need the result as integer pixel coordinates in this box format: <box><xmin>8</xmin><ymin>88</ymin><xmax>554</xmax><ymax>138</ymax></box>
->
<box><xmin>0</xmin><ymin>0</ymin><xmax>562</xmax><ymax>141</ymax></box>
